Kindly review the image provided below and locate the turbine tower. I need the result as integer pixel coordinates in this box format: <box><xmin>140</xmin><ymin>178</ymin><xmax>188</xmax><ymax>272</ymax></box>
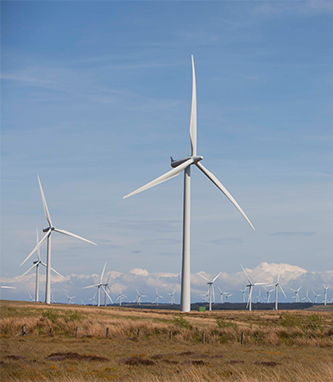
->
<box><xmin>241</xmin><ymin>264</ymin><xmax>267</xmax><ymax>312</ymax></box>
<box><xmin>199</xmin><ymin>271</ymin><xmax>222</xmax><ymax>311</ymax></box>
<box><xmin>312</xmin><ymin>290</ymin><xmax>321</xmax><ymax>304</ymax></box>
<box><xmin>323</xmin><ymin>285</ymin><xmax>329</xmax><ymax>305</ymax></box>
<box><xmin>21</xmin><ymin>228</ymin><xmax>63</xmax><ymax>302</ymax></box>
<box><xmin>21</xmin><ymin>176</ymin><xmax>96</xmax><ymax>304</ymax></box>
<box><xmin>83</xmin><ymin>263</ymin><xmax>112</xmax><ymax>307</ymax></box>
<box><xmin>123</xmin><ymin>56</ymin><xmax>255</xmax><ymax>312</ymax></box>
<box><xmin>290</xmin><ymin>286</ymin><xmax>302</xmax><ymax>303</ymax></box>
<box><xmin>272</xmin><ymin>271</ymin><xmax>287</xmax><ymax>310</ymax></box>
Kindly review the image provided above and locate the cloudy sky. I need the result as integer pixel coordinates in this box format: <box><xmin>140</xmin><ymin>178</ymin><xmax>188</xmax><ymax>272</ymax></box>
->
<box><xmin>1</xmin><ymin>1</ymin><xmax>332</xmax><ymax>304</ymax></box>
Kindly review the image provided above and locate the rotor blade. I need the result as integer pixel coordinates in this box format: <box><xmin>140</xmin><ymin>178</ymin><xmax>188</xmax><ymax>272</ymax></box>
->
<box><xmin>82</xmin><ymin>284</ymin><xmax>99</xmax><ymax>289</ymax></box>
<box><xmin>21</xmin><ymin>263</ymin><xmax>38</xmax><ymax>277</ymax></box>
<box><xmin>0</xmin><ymin>286</ymin><xmax>16</xmax><ymax>289</ymax></box>
<box><xmin>53</xmin><ymin>228</ymin><xmax>96</xmax><ymax>245</ymax></box>
<box><xmin>50</xmin><ymin>266</ymin><xmax>64</xmax><ymax>278</ymax></box>
<box><xmin>37</xmin><ymin>176</ymin><xmax>52</xmax><ymax>227</ymax></box>
<box><xmin>198</xmin><ymin>273</ymin><xmax>211</xmax><ymax>283</ymax></box>
<box><xmin>123</xmin><ymin>158</ymin><xmax>194</xmax><ymax>199</ymax></box>
<box><xmin>253</xmin><ymin>282</ymin><xmax>268</xmax><ymax>286</ymax></box>
<box><xmin>101</xmin><ymin>286</ymin><xmax>113</xmax><ymax>304</ymax></box>
<box><xmin>100</xmin><ymin>262</ymin><xmax>107</xmax><ymax>284</ymax></box>
<box><xmin>195</xmin><ymin>162</ymin><xmax>255</xmax><ymax>230</ymax></box>
<box><xmin>218</xmin><ymin>286</ymin><xmax>222</xmax><ymax>293</ymax></box>
<box><xmin>36</xmin><ymin>228</ymin><xmax>41</xmax><ymax>262</ymax></box>
<box><xmin>65</xmin><ymin>293</ymin><xmax>70</xmax><ymax>298</ymax></box>
<box><xmin>20</xmin><ymin>231</ymin><xmax>50</xmax><ymax>267</ymax></box>
<box><xmin>240</xmin><ymin>264</ymin><xmax>252</xmax><ymax>285</ymax></box>
<box><xmin>279</xmin><ymin>284</ymin><xmax>287</xmax><ymax>299</ymax></box>
<box><xmin>212</xmin><ymin>271</ymin><xmax>222</xmax><ymax>283</ymax></box>
<box><xmin>189</xmin><ymin>55</ymin><xmax>197</xmax><ymax>156</ymax></box>
<box><xmin>212</xmin><ymin>286</ymin><xmax>215</xmax><ymax>303</ymax></box>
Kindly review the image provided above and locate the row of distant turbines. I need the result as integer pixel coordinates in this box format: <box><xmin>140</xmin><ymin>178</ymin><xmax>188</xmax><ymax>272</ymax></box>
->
<box><xmin>10</xmin><ymin>56</ymin><xmax>330</xmax><ymax>313</ymax></box>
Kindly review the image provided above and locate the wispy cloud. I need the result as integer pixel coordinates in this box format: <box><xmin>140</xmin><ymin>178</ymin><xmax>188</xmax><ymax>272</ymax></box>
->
<box><xmin>211</xmin><ymin>238</ymin><xmax>244</xmax><ymax>245</ymax></box>
<box><xmin>271</xmin><ymin>232</ymin><xmax>316</xmax><ymax>237</ymax></box>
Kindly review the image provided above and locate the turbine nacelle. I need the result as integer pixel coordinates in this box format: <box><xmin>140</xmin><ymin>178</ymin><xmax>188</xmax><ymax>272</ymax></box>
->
<box><xmin>42</xmin><ymin>227</ymin><xmax>55</xmax><ymax>232</ymax></box>
<box><xmin>170</xmin><ymin>155</ymin><xmax>203</xmax><ymax>168</ymax></box>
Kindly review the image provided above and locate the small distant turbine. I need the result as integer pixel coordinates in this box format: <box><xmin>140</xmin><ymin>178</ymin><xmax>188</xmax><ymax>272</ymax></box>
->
<box><xmin>21</xmin><ymin>228</ymin><xmax>64</xmax><ymax>302</ymax></box>
<box><xmin>312</xmin><ymin>290</ymin><xmax>321</xmax><ymax>304</ymax></box>
<box><xmin>241</xmin><ymin>264</ymin><xmax>267</xmax><ymax>312</ymax></box>
<box><xmin>264</xmin><ymin>286</ymin><xmax>274</xmax><ymax>303</ymax></box>
<box><xmin>201</xmin><ymin>291</ymin><xmax>209</xmax><ymax>302</ymax></box>
<box><xmin>225</xmin><ymin>293</ymin><xmax>233</xmax><ymax>303</ymax></box>
<box><xmin>117</xmin><ymin>289</ymin><xmax>127</xmax><ymax>306</ymax></box>
<box><xmin>168</xmin><ymin>289</ymin><xmax>177</xmax><ymax>305</ymax></box>
<box><xmin>240</xmin><ymin>288</ymin><xmax>247</xmax><ymax>303</ymax></box>
<box><xmin>21</xmin><ymin>176</ymin><xmax>96</xmax><ymax>304</ymax></box>
<box><xmin>153</xmin><ymin>289</ymin><xmax>163</xmax><ymax>305</ymax></box>
<box><xmin>256</xmin><ymin>289</ymin><xmax>263</xmax><ymax>303</ymax></box>
<box><xmin>83</xmin><ymin>263</ymin><xmax>112</xmax><ymax>307</ymax></box>
<box><xmin>81</xmin><ymin>299</ymin><xmax>86</xmax><ymax>306</ymax></box>
<box><xmin>271</xmin><ymin>271</ymin><xmax>287</xmax><ymax>310</ymax></box>
<box><xmin>123</xmin><ymin>56</ymin><xmax>255</xmax><ymax>312</ymax></box>
<box><xmin>290</xmin><ymin>286</ymin><xmax>302</xmax><ymax>303</ymax></box>
<box><xmin>218</xmin><ymin>287</ymin><xmax>227</xmax><ymax>303</ymax></box>
<box><xmin>89</xmin><ymin>293</ymin><xmax>96</xmax><ymax>305</ymax></box>
<box><xmin>65</xmin><ymin>292</ymin><xmax>75</xmax><ymax>304</ymax></box>
<box><xmin>135</xmin><ymin>288</ymin><xmax>147</xmax><ymax>305</ymax></box>
<box><xmin>199</xmin><ymin>271</ymin><xmax>222</xmax><ymax>311</ymax></box>
<box><xmin>323</xmin><ymin>285</ymin><xmax>329</xmax><ymax>305</ymax></box>
<box><xmin>302</xmin><ymin>289</ymin><xmax>311</xmax><ymax>303</ymax></box>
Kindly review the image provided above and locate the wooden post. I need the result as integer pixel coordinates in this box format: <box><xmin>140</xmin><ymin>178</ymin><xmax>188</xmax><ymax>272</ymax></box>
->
<box><xmin>49</xmin><ymin>327</ymin><xmax>53</xmax><ymax>335</ymax></box>
<box><xmin>137</xmin><ymin>329</ymin><xmax>140</xmax><ymax>338</ymax></box>
<box><xmin>106</xmin><ymin>328</ymin><xmax>109</xmax><ymax>337</ymax></box>
<box><xmin>22</xmin><ymin>326</ymin><xmax>27</xmax><ymax>336</ymax></box>
<box><xmin>75</xmin><ymin>326</ymin><xmax>79</xmax><ymax>338</ymax></box>
<box><xmin>202</xmin><ymin>331</ymin><xmax>205</xmax><ymax>344</ymax></box>
<box><xmin>169</xmin><ymin>330</ymin><xmax>172</xmax><ymax>340</ymax></box>
<box><xmin>241</xmin><ymin>332</ymin><xmax>244</xmax><ymax>345</ymax></box>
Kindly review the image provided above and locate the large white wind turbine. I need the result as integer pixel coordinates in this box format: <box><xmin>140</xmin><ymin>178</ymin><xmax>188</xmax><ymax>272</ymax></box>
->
<box><xmin>271</xmin><ymin>271</ymin><xmax>287</xmax><ymax>310</ymax></box>
<box><xmin>123</xmin><ymin>56</ymin><xmax>255</xmax><ymax>312</ymax></box>
<box><xmin>323</xmin><ymin>285</ymin><xmax>329</xmax><ymax>305</ymax></box>
<box><xmin>241</xmin><ymin>264</ymin><xmax>267</xmax><ymax>312</ymax></box>
<box><xmin>21</xmin><ymin>176</ymin><xmax>96</xmax><ymax>304</ymax></box>
<box><xmin>312</xmin><ymin>290</ymin><xmax>321</xmax><ymax>304</ymax></box>
<box><xmin>21</xmin><ymin>228</ymin><xmax>64</xmax><ymax>302</ymax></box>
<box><xmin>83</xmin><ymin>263</ymin><xmax>112</xmax><ymax>307</ymax></box>
<box><xmin>290</xmin><ymin>286</ymin><xmax>302</xmax><ymax>303</ymax></box>
<box><xmin>199</xmin><ymin>271</ymin><xmax>222</xmax><ymax>311</ymax></box>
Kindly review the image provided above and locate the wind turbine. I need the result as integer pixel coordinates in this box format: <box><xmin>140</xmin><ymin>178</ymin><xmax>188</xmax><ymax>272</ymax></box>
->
<box><xmin>225</xmin><ymin>293</ymin><xmax>233</xmax><ymax>303</ymax></box>
<box><xmin>199</xmin><ymin>271</ymin><xmax>222</xmax><ymax>311</ymax></box>
<box><xmin>135</xmin><ymin>288</ymin><xmax>147</xmax><ymax>305</ymax></box>
<box><xmin>290</xmin><ymin>286</ymin><xmax>302</xmax><ymax>303</ymax></box>
<box><xmin>323</xmin><ymin>285</ymin><xmax>329</xmax><ymax>305</ymax></box>
<box><xmin>256</xmin><ymin>289</ymin><xmax>262</xmax><ymax>303</ymax></box>
<box><xmin>103</xmin><ymin>274</ymin><xmax>113</xmax><ymax>306</ymax></box>
<box><xmin>89</xmin><ymin>293</ymin><xmax>96</xmax><ymax>305</ymax></box>
<box><xmin>271</xmin><ymin>271</ymin><xmax>287</xmax><ymax>310</ymax></box>
<box><xmin>117</xmin><ymin>289</ymin><xmax>127</xmax><ymax>306</ymax></box>
<box><xmin>201</xmin><ymin>291</ymin><xmax>209</xmax><ymax>302</ymax></box>
<box><xmin>218</xmin><ymin>287</ymin><xmax>227</xmax><ymax>303</ymax></box>
<box><xmin>21</xmin><ymin>176</ymin><xmax>96</xmax><ymax>304</ymax></box>
<box><xmin>65</xmin><ymin>292</ymin><xmax>75</xmax><ymax>304</ymax></box>
<box><xmin>153</xmin><ymin>288</ymin><xmax>163</xmax><ymax>305</ymax></box>
<box><xmin>21</xmin><ymin>228</ymin><xmax>64</xmax><ymax>302</ymax></box>
<box><xmin>302</xmin><ymin>289</ymin><xmax>311</xmax><ymax>303</ymax></box>
<box><xmin>312</xmin><ymin>290</ymin><xmax>321</xmax><ymax>304</ymax></box>
<box><xmin>83</xmin><ymin>263</ymin><xmax>112</xmax><ymax>307</ymax></box>
<box><xmin>168</xmin><ymin>289</ymin><xmax>177</xmax><ymax>305</ymax></box>
<box><xmin>81</xmin><ymin>299</ymin><xmax>86</xmax><ymax>306</ymax></box>
<box><xmin>241</xmin><ymin>264</ymin><xmax>267</xmax><ymax>312</ymax></box>
<box><xmin>264</xmin><ymin>286</ymin><xmax>274</xmax><ymax>303</ymax></box>
<box><xmin>123</xmin><ymin>56</ymin><xmax>255</xmax><ymax>312</ymax></box>
<box><xmin>240</xmin><ymin>288</ymin><xmax>247</xmax><ymax>303</ymax></box>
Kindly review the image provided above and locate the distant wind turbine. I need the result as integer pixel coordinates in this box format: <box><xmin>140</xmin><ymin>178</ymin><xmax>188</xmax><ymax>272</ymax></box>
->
<box><xmin>117</xmin><ymin>289</ymin><xmax>127</xmax><ymax>306</ymax></box>
<box><xmin>21</xmin><ymin>228</ymin><xmax>64</xmax><ymax>302</ymax></box>
<box><xmin>302</xmin><ymin>289</ymin><xmax>311</xmax><ymax>303</ymax></box>
<box><xmin>65</xmin><ymin>292</ymin><xmax>75</xmax><ymax>304</ymax></box>
<box><xmin>241</xmin><ymin>264</ymin><xmax>267</xmax><ymax>312</ymax></box>
<box><xmin>271</xmin><ymin>271</ymin><xmax>287</xmax><ymax>310</ymax></box>
<box><xmin>225</xmin><ymin>293</ymin><xmax>233</xmax><ymax>303</ymax></box>
<box><xmin>256</xmin><ymin>289</ymin><xmax>263</xmax><ymax>303</ymax></box>
<box><xmin>168</xmin><ymin>289</ymin><xmax>177</xmax><ymax>305</ymax></box>
<box><xmin>264</xmin><ymin>286</ymin><xmax>274</xmax><ymax>303</ymax></box>
<box><xmin>199</xmin><ymin>271</ymin><xmax>222</xmax><ymax>311</ymax></box>
<box><xmin>123</xmin><ymin>56</ymin><xmax>255</xmax><ymax>312</ymax></box>
<box><xmin>290</xmin><ymin>286</ymin><xmax>302</xmax><ymax>303</ymax></box>
<box><xmin>153</xmin><ymin>289</ymin><xmax>163</xmax><ymax>305</ymax></box>
<box><xmin>240</xmin><ymin>288</ymin><xmax>247</xmax><ymax>303</ymax></box>
<box><xmin>312</xmin><ymin>290</ymin><xmax>321</xmax><ymax>304</ymax></box>
<box><xmin>83</xmin><ymin>263</ymin><xmax>112</xmax><ymax>307</ymax></box>
<box><xmin>21</xmin><ymin>176</ymin><xmax>96</xmax><ymax>304</ymax></box>
<box><xmin>323</xmin><ymin>285</ymin><xmax>329</xmax><ymax>305</ymax></box>
<box><xmin>89</xmin><ymin>293</ymin><xmax>96</xmax><ymax>305</ymax></box>
<box><xmin>218</xmin><ymin>287</ymin><xmax>227</xmax><ymax>303</ymax></box>
<box><xmin>135</xmin><ymin>288</ymin><xmax>147</xmax><ymax>305</ymax></box>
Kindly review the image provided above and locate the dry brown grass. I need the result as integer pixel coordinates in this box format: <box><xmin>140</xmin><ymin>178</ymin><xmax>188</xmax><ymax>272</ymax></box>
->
<box><xmin>1</xmin><ymin>300</ymin><xmax>333</xmax><ymax>381</ymax></box>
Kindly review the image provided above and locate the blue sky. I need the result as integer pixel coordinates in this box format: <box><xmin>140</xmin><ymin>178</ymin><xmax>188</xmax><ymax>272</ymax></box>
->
<box><xmin>1</xmin><ymin>1</ymin><xmax>333</xmax><ymax>303</ymax></box>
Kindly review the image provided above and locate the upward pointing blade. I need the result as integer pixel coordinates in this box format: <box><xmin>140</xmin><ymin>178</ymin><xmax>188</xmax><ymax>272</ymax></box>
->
<box><xmin>20</xmin><ymin>230</ymin><xmax>51</xmax><ymax>267</ymax></box>
<box><xmin>123</xmin><ymin>157</ymin><xmax>194</xmax><ymax>199</ymax></box>
<box><xmin>21</xmin><ymin>263</ymin><xmax>38</xmax><ymax>277</ymax></box>
<box><xmin>53</xmin><ymin>229</ymin><xmax>96</xmax><ymax>245</ymax></box>
<box><xmin>240</xmin><ymin>264</ymin><xmax>253</xmax><ymax>285</ymax></box>
<box><xmin>100</xmin><ymin>262</ymin><xmax>107</xmax><ymax>284</ymax></box>
<box><xmin>36</xmin><ymin>228</ymin><xmax>41</xmax><ymax>262</ymax></box>
<box><xmin>212</xmin><ymin>271</ymin><xmax>222</xmax><ymax>283</ymax></box>
<box><xmin>190</xmin><ymin>55</ymin><xmax>197</xmax><ymax>156</ymax></box>
<box><xmin>196</xmin><ymin>162</ymin><xmax>255</xmax><ymax>230</ymax></box>
<box><xmin>37</xmin><ymin>176</ymin><xmax>52</xmax><ymax>227</ymax></box>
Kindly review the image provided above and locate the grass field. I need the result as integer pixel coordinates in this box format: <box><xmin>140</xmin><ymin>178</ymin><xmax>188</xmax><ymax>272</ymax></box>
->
<box><xmin>1</xmin><ymin>300</ymin><xmax>332</xmax><ymax>381</ymax></box>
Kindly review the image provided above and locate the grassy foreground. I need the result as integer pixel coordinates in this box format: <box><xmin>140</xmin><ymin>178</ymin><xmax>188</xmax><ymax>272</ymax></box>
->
<box><xmin>1</xmin><ymin>300</ymin><xmax>333</xmax><ymax>381</ymax></box>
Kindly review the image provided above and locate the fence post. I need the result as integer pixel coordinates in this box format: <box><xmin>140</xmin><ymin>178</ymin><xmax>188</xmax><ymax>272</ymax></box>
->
<box><xmin>137</xmin><ymin>329</ymin><xmax>140</xmax><ymax>339</ymax></box>
<box><xmin>241</xmin><ymin>332</ymin><xmax>244</xmax><ymax>345</ymax></box>
<box><xmin>22</xmin><ymin>326</ymin><xmax>27</xmax><ymax>336</ymax></box>
<box><xmin>202</xmin><ymin>331</ymin><xmax>205</xmax><ymax>344</ymax></box>
<box><xmin>106</xmin><ymin>327</ymin><xmax>109</xmax><ymax>337</ymax></box>
<box><xmin>75</xmin><ymin>326</ymin><xmax>79</xmax><ymax>338</ymax></box>
<box><xmin>49</xmin><ymin>327</ymin><xmax>53</xmax><ymax>336</ymax></box>
<box><xmin>169</xmin><ymin>330</ymin><xmax>172</xmax><ymax>340</ymax></box>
